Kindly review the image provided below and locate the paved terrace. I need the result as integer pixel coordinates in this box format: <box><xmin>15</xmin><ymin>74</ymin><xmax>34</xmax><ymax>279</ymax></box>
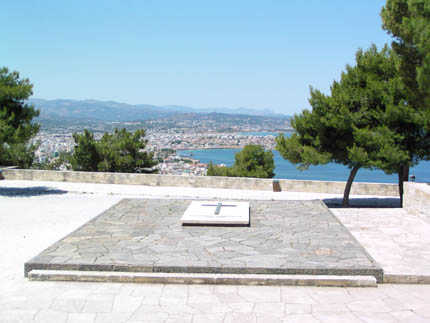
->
<box><xmin>1</xmin><ymin>180</ymin><xmax>430</xmax><ymax>322</ymax></box>
<box><xmin>24</xmin><ymin>199</ymin><xmax>382</xmax><ymax>282</ymax></box>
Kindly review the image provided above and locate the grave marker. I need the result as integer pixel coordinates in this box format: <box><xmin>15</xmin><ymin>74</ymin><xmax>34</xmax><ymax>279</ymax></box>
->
<box><xmin>180</xmin><ymin>200</ymin><xmax>249</xmax><ymax>226</ymax></box>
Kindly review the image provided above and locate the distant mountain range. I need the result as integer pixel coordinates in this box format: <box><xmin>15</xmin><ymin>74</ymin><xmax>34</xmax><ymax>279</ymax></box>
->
<box><xmin>30</xmin><ymin>98</ymin><xmax>289</xmax><ymax>122</ymax></box>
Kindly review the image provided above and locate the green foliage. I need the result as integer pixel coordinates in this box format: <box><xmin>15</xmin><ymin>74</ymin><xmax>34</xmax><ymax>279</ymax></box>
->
<box><xmin>207</xmin><ymin>162</ymin><xmax>232</xmax><ymax>177</ymax></box>
<box><xmin>233</xmin><ymin>145</ymin><xmax>275</xmax><ymax>178</ymax></box>
<box><xmin>71</xmin><ymin>130</ymin><xmax>99</xmax><ymax>171</ymax></box>
<box><xmin>276</xmin><ymin>45</ymin><xmax>424</xmax><ymax>205</ymax></box>
<box><xmin>382</xmin><ymin>0</ymin><xmax>430</xmax><ymax>110</ymax></box>
<box><xmin>0</xmin><ymin>67</ymin><xmax>39</xmax><ymax>167</ymax></box>
<box><xmin>70</xmin><ymin>128</ymin><xmax>158</xmax><ymax>173</ymax></box>
<box><xmin>207</xmin><ymin>144</ymin><xmax>275</xmax><ymax>178</ymax></box>
<box><xmin>278</xmin><ymin>45</ymin><xmax>406</xmax><ymax>168</ymax></box>
<box><xmin>381</xmin><ymin>1</ymin><xmax>430</xmax><ymax>204</ymax></box>
<box><xmin>33</xmin><ymin>152</ymin><xmax>72</xmax><ymax>170</ymax></box>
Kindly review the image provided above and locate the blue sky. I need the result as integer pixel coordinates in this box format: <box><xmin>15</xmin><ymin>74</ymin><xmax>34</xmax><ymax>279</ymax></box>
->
<box><xmin>2</xmin><ymin>0</ymin><xmax>392</xmax><ymax>115</ymax></box>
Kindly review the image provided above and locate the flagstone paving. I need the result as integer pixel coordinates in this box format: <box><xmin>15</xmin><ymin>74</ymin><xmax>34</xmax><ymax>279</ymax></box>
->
<box><xmin>333</xmin><ymin>207</ymin><xmax>430</xmax><ymax>283</ymax></box>
<box><xmin>2</xmin><ymin>180</ymin><xmax>430</xmax><ymax>322</ymax></box>
<box><xmin>25</xmin><ymin>199</ymin><xmax>382</xmax><ymax>281</ymax></box>
<box><xmin>3</xmin><ymin>282</ymin><xmax>430</xmax><ymax>323</ymax></box>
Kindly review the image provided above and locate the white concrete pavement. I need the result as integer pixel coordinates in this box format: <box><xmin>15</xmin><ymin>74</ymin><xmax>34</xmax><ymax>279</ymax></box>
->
<box><xmin>333</xmin><ymin>208</ymin><xmax>430</xmax><ymax>284</ymax></box>
<box><xmin>1</xmin><ymin>180</ymin><xmax>430</xmax><ymax>322</ymax></box>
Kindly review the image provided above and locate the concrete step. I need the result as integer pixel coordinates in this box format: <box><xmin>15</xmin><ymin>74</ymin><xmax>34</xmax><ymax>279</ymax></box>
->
<box><xmin>384</xmin><ymin>274</ymin><xmax>430</xmax><ymax>284</ymax></box>
<box><xmin>28</xmin><ymin>270</ymin><xmax>377</xmax><ymax>287</ymax></box>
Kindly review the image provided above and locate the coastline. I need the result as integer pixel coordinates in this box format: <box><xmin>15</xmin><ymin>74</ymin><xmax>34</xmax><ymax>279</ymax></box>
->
<box><xmin>178</xmin><ymin>148</ymin><xmax>430</xmax><ymax>184</ymax></box>
<box><xmin>178</xmin><ymin>146</ymin><xmax>242</xmax><ymax>150</ymax></box>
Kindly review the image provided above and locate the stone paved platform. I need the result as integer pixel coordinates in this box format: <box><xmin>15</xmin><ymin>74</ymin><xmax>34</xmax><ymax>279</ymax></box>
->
<box><xmin>25</xmin><ymin>199</ymin><xmax>383</xmax><ymax>282</ymax></box>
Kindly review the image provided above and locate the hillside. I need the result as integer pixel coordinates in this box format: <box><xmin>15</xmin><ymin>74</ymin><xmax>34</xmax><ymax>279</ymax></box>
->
<box><xmin>30</xmin><ymin>98</ymin><xmax>289</xmax><ymax>122</ymax></box>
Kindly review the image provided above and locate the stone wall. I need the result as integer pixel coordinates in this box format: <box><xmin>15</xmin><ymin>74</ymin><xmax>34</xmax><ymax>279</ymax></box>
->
<box><xmin>404</xmin><ymin>182</ymin><xmax>430</xmax><ymax>220</ymax></box>
<box><xmin>2</xmin><ymin>168</ymin><xmax>399</xmax><ymax>196</ymax></box>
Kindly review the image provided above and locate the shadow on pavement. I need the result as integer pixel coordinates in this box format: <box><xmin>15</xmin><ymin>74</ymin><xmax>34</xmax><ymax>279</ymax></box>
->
<box><xmin>324</xmin><ymin>197</ymin><xmax>400</xmax><ymax>208</ymax></box>
<box><xmin>0</xmin><ymin>186</ymin><xmax>68</xmax><ymax>197</ymax></box>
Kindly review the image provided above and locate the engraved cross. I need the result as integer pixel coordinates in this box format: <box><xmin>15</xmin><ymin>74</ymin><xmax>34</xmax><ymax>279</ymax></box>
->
<box><xmin>202</xmin><ymin>202</ymin><xmax>237</xmax><ymax>215</ymax></box>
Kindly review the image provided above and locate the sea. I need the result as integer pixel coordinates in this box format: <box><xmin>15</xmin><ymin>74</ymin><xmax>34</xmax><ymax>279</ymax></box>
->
<box><xmin>178</xmin><ymin>132</ymin><xmax>430</xmax><ymax>183</ymax></box>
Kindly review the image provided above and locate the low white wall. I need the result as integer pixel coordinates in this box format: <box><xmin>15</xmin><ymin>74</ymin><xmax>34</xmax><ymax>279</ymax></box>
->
<box><xmin>404</xmin><ymin>182</ymin><xmax>430</xmax><ymax>220</ymax></box>
<box><xmin>2</xmin><ymin>168</ymin><xmax>399</xmax><ymax>196</ymax></box>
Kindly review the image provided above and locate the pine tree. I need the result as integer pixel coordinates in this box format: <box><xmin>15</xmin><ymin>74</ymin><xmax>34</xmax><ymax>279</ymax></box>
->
<box><xmin>0</xmin><ymin>67</ymin><xmax>39</xmax><ymax>167</ymax></box>
<box><xmin>276</xmin><ymin>45</ymin><xmax>424</xmax><ymax>206</ymax></box>
<box><xmin>70</xmin><ymin>128</ymin><xmax>158</xmax><ymax>173</ymax></box>
<box><xmin>207</xmin><ymin>144</ymin><xmax>274</xmax><ymax>178</ymax></box>
<box><xmin>381</xmin><ymin>0</ymin><xmax>430</xmax><ymax>200</ymax></box>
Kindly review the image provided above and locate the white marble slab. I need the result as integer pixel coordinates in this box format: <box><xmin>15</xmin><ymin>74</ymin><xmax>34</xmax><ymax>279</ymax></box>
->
<box><xmin>181</xmin><ymin>201</ymin><xmax>250</xmax><ymax>225</ymax></box>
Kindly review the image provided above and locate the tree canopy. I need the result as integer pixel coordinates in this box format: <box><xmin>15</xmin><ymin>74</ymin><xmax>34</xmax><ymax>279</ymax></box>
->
<box><xmin>276</xmin><ymin>45</ymin><xmax>424</xmax><ymax>206</ymax></box>
<box><xmin>381</xmin><ymin>0</ymin><xmax>430</xmax><ymax>198</ymax></box>
<box><xmin>0</xmin><ymin>67</ymin><xmax>39</xmax><ymax>168</ymax></box>
<box><xmin>382</xmin><ymin>0</ymin><xmax>430</xmax><ymax>110</ymax></box>
<box><xmin>70</xmin><ymin>128</ymin><xmax>158</xmax><ymax>173</ymax></box>
<box><xmin>207</xmin><ymin>144</ymin><xmax>275</xmax><ymax>178</ymax></box>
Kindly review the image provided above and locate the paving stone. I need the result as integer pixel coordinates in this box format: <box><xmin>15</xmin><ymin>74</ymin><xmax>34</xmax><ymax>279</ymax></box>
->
<box><xmin>189</xmin><ymin>302</ymin><xmax>231</xmax><ymax>313</ymax></box>
<box><xmin>354</xmin><ymin>312</ymin><xmax>404</xmax><ymax>323</ymax></box>
<box><xmin>93</xmin><ymin>283</ymin><xmax>122</xmax><ymax>294</ymax></box>
<box><xmin>405</xmin><ymin>303</ymin><xmax>430</xmax><ymax>319</ymax></box>
<box><xmin>333</xmin><ymin>207</ymin><xmax>430</xmax><ymax>283</ymax></box>
<box><xmin>159</xmin><ymin>285</ymin><xmax>188</xmax><ymax>305</ymax></box>
<box><xmin>165</xmin><ymin>314</ymin><xmax>193</xmax><ymax>323</ymax></box>
<box><xmin>187</xmin><ymin>293</ymin><xmax>221</xmax><ymax>304</ymax></box>
<box><xmin>347</xmin><ymin>299</ymin><xmax>392</xmax><ymax>313</ymax></box>
<box><xmin>253</xmin><ymin>302</ymin><xmax>285</xmax><ymax>314</ymax></box>
<box><xmin>285</xmin><ymin>303</ymin><xmax>312</xmax><ymax>314</ymax></box>
<box><xmin>67</xmin><ymin>313</ymin><xmax>96</xmax><ymax>323</ymax></box>
<box><xmin>6</xmin><ymin>181</ymin><xmax>430</xmax><ymax>323</ymax></box>
<box><xmin>128</xmin><ymin>284</ymin><xmax>164</xmax><ymax>297</ymax></box>
<box><xmin>224</xmin><ymin>312</ymin><xmax>257</xmax><ymax>323</ymax></box>
<box><xmin>17</xmin><ymin>296</ymin><xmax>54</xmax><ymax>311</ymax></box>
<box><xmin>391</xmin><ymin>310</ymin><xmax>429</xmax><ymax>322</ymax></box>
<box><xmin>94</xmin><ymin>312</ymin><xmax>131</xmax><ymax>323</ymax></box>
<box><xmin>81</xmin><ymin>295</ymin><xmax>114</xmax><ymax>313</ymax></box>
<box><xmin>34</xmin><ymin>309</ymin><xmax>68</xmax><ymax>323</ymax></box>
<box><xmin>226</xmin><ymin>302</ymin><xmax>255</xmax><ymax>312</ymax></box>
<box><xmin>0</xmin><ymin>296</ymin><xmax>26</xmax><ymax>311</ymax></box>
<box><xmin>283</xmin><ymin>314</ymin><xmax>321</xmax><ymax>323</ymax></box>
<box><xmin>312</xmin><ymin>311</ymin><xmax>363</xmax><ymax>323</ymax></box>
<box><xmin>311</xmin><ymin>303</ymin><xmax>350</xmax><ymax>312</ymax></box>
<box><xmin>256</xmin><ymin>313</ymin><xmax>283</xmax><ymax>323</ymax></box>
<box><xmin>0</xmin><ymin>309</ymin><xmax>39</xmax><ymax>322</ymax></box>
<box><xmin>238</xmin><ymin>286</ymin><xmax>281</xmax><ymax>303</ymax></box>
<box><xmin>57</xmin><ymin>288</ymin><xmax>95</xmax><ymax>299</ymax></box>
<box><xmin>160</xmin><ymin>304</ymin><xmax>198</xmax><ymax>315</ymax></box>
<box><xmin>310</xmin><ymin>288</ymin><xmax>354</xmax><ymax>304</ymax></box>
<box><xmin>50</xmin><ymin>297</ymin><xmax>86</xmax><ymax>313</ymax></box>
<box><xmin>191</xmin><ymin>313</ymin><xmax>226</xmax><ymax>323</ymax></box>
<box><xmin>381</xmin><ymin>296</ymin><xmax>409</xmax><ymax>312</ymax></box>
<box><xmin>215</xmin><ymin>292</ymin><xmax>245</xmax><ymax>304</ymax></box>
<box><xmin>130</xmin><ymin>304</ymin><xmax>169</xmax><ymax>321</ymax></box>
<box><xmin>25</xmin><ymin>199</ymin><xmax>382</xmax><ymax>282</ymax></box>
<box><xmin>111</xmin><ymin>295</ymin><xmax>142</xmax><ymax>313</ymax></box>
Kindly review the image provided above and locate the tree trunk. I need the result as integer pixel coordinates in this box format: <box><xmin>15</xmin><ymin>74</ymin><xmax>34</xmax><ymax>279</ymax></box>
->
<box><xmin>342</xmin><ymin>166</ymin><xmax>360</xmax><ymax>207</ymax></box>
<box><xmin>398</xmin><ymin>164</ymin><xmax>409</xmax><ymax>208</ymax></box>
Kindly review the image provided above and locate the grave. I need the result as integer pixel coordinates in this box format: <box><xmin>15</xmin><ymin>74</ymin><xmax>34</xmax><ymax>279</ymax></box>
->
<box><xmin>24</xmin><ymin>199</ymin><xmax>383</xmax><ymax>284</ymax></box>
<box><xmin>180</xmin><ymin>201</ymin><xmax>249</xmax><ymax>226</ymax></box>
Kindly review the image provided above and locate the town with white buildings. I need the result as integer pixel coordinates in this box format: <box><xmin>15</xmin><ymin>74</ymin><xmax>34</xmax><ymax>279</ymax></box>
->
<box><xmin>33</xmin><ymin>117</ymin><xmax>291</xmax><ymax>176</ymax></box>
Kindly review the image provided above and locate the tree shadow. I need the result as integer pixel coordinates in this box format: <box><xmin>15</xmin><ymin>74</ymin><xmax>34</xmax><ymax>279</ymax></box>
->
<box><xmin>0</xmin><ymin>186</ymin><xmax>68</xmax><ymax>197</ymax></box>
<box><xmin>324</xmin><ymin>197</ymin><xmax>401</xmax><ymax>208</ymax></box>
